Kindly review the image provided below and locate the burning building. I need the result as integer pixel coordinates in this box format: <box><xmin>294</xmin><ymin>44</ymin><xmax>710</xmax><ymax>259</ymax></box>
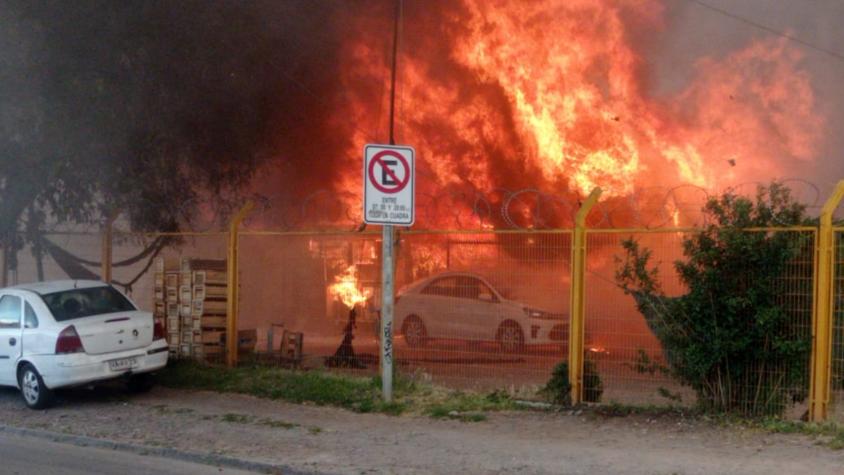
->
<box><xmin>252</xmin><ymin>0</ymin><xmax>829</xmax><ymax>232</ymax></box>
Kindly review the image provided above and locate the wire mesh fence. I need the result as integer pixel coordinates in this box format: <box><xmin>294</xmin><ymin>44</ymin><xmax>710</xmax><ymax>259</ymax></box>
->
<box><xmin>832</xmin><ymin>228</ymin><xmax>844</xmax><ymax>422</ymax></box>
<box><xmin>0</xmin><ymin>224</ymin><xmax>824</xmax><ymax>417</ymax></box>
<box><xmin>583</xmin><ymin>229</ymin><xmax>814</xmax><ymax>415</ymax></box>
<box><xmin>584</xmin><ymin>230</ymin><xmax>694</xmax><ymax>406</ymax></box>
<box><xmin>393</xmin><ymin>231</ymin><xmax>571</xmax><ymax>394</ymax></box>
<box><xmin>237</xmin><ymin>232</ymin><xmax>382</xmax><ymax>373</ymax></box>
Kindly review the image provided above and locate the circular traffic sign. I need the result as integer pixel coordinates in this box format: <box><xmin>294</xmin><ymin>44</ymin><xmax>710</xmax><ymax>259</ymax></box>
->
<box><xmin>368</xmin><ymin>150</ymin><xmax>410</xmax><ymax>194</ymax></box>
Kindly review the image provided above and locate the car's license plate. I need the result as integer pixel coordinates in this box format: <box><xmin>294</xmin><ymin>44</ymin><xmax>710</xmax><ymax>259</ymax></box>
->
<box><xmin>108</xmin><ymin>356</ymin><xmax>138</xmax><ymax>372</ymax></box>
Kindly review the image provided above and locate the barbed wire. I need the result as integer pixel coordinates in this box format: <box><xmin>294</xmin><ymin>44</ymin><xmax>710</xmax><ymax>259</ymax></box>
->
<box><xmin>241</xmin><ymin>178</ymin><xmax>824</xmax><ymax>231</ymax></box>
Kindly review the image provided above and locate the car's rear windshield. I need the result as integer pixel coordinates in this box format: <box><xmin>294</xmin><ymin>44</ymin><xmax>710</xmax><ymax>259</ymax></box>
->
<box><xmin>41</xmin><ymin>286</ymin><xmax>136</xmax><ymax>322</ymax></box>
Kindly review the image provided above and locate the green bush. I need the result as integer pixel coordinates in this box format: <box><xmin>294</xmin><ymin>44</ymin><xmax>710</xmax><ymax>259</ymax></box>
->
<box><xmin>616</xmin><ymin>183</ymin><xmax>812</xmax><ymax>416</ymax></box>
<box><xmin>542</xmin><ymin>360</ymin><xmax>603</xmax><ymax>405</ymax></box>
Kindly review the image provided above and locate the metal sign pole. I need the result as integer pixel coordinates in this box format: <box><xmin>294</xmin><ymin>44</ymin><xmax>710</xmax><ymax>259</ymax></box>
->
<box><xmin>380</xmin><ymin>224</ymin><xmax>394</xmax><ymax>402</ymax></box>
<box><xmin>380</xmin><ymin>0</ymin><xmax>402</xmax><ymax>403</ymax></box>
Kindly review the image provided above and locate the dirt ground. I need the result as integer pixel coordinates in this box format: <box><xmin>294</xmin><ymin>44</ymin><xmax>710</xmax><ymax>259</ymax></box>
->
<box><xmin>0</xmin><ymin>385</ymin><xmax>842</xmax><ymax>475</ymax></box>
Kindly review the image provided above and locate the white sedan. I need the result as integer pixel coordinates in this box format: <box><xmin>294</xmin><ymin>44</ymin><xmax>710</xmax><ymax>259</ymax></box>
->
<box><xmin>0</xmin><ymin>280</ymin><xmax>168</xmax><ymax>409</ymax></box>
<box><xmin>394</xmin><ymin>272</ymin><xmax>567</xmax><ymax>352</ymax></box>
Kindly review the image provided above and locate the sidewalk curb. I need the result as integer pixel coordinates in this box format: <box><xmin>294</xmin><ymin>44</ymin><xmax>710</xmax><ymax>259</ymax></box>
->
<box><xmin>0</xmin><ymin>424</ymin><xmax>325</xmax><ymax>475</ymax></box>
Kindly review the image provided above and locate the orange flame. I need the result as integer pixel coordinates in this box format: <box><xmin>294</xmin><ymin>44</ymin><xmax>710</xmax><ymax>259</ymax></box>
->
<box><xmin>587</xmin><ymin>344</ymin><xmax>609</xmax><ymax>355</ymax></box>
<box><xmin>329</xmin><ymin>265</ymin><xmax>371</xmax><ymax>309</ymax></box>
<box><xmin>331</xmin><ymin>0</ymin><xmax>822</xmax><ymax>227</ymax></box>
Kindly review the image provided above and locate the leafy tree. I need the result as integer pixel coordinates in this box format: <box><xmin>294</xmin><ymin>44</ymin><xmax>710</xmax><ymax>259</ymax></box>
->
<box><xmin>0</xmin><ymin>1</ymin><xmax>347</xmax><ymax>275</ymax></box>
<box><xmin>616</xmin><ymin>183</ymin><xmax>812</xmax><ymax>415</ymax></box>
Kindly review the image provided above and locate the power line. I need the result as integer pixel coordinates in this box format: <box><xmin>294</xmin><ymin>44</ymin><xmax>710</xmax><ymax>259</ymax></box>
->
<box><xmin>684</xmin><ymin>0</ymin><xmax>844</xmax><ymax>63</ymax></box>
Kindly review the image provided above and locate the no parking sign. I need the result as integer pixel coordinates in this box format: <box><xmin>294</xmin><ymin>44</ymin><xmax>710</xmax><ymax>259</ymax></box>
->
<box><xmin>363</xmin><ymin>144</ymin><xmax>415</xmax><ymax>226</ymax></box>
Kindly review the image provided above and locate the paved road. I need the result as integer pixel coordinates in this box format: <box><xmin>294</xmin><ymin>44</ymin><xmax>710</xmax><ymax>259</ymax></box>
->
<box><xmin>0</xmin><ymin>432</ymin><xmax>259</xmax><ymax>475</ymax></box>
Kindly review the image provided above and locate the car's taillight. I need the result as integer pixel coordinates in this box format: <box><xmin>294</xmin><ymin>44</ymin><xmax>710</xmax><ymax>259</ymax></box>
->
<box><xmin>55</xmin><ymin>325</ymin><xmax>85</xmax><ymax>354</ymax></box>
<box><xmin>153</xmin><ymin>320</ymin><xmax>165</xmax><ymax>340</ymax></box>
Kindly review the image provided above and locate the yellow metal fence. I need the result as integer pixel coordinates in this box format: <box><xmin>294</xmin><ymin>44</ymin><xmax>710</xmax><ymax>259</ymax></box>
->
<box><xmin>7</xmin><ymin>183</ymin><xmax>844</xmax><ymax>420</ymax></box>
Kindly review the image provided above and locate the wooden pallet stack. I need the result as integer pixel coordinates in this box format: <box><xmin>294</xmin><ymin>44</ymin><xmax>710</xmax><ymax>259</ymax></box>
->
<box><xmin>188</xmin><ymin>259</ymin><xmax>228</xmax><ymax>361</ymax></box>
<box><xmin>153</xmin><ymin>256</ymin><xmax>228</xmax><ymax>362</ymax></box>
<box><xmin>153</xmin><ymin>257</ymin><xmax>182</xmax><ymax>358</ymax></box>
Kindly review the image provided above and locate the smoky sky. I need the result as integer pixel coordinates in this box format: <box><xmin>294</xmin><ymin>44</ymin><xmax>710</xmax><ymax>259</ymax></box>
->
<box><xmin>1</xmin><ymin>0</ymin><xmax>388</xmax><ymax>207</ymax></box>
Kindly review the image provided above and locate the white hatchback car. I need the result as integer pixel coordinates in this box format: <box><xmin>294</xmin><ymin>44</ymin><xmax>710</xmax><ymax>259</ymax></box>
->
<box><xmin>394</xmin><ymin>272</ymin><xmax>568</xmax><ymax>352</ymax></box>
<box><xmin>0</xmin><ymin>280</ymin><xmax>168</xmax><ymax>409</ymax></box>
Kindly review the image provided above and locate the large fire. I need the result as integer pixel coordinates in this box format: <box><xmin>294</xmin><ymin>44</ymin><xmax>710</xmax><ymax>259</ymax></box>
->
<box><xmin>327</xmin><ymin>0</ymin><xmax>822</xmax><ymax>228</ymax></box>
<box><xmin>328</xmin><ymin>265</ymin><xmax>372</xmax><ymax>309</ymax></box>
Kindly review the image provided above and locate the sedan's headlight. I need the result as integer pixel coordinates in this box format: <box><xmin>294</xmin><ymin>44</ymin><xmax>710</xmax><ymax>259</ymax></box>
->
<box><xmin>523</xmin><ymin>307</ymin><xmax>559</xmax><ymax>320</ymax></box>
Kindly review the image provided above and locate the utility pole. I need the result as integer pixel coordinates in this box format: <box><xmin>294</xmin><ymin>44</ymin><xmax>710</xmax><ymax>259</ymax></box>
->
<box><xmin>380</xmin><ymin>0</ymin><xmax>402</xmax><ymax>403</ymax></box>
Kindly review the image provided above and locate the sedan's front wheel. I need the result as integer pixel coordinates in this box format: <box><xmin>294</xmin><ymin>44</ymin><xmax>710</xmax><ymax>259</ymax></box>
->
<box><xmin>402</xmin><ymin>315</ymin><xmax>428</xmax><ymax>348</ymax></box>
<box><xmin>497</xmin><ymin>321</ymin><xmax>525</xmax><ymax>353</ymax></box>
<box><xmin>18</xmin><ymin>364</ymin><xmax>54</xmax><ymax>410</ymax></box>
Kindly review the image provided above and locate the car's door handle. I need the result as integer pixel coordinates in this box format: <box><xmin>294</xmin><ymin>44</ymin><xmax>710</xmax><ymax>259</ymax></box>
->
<box><xmin>8</xmin><ymin>337</ymin><xmax>16</xmax><ymax>346</ymax></box>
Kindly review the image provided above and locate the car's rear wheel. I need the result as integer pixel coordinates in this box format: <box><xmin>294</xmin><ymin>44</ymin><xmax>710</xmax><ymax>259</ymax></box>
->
<box><xmin>497</xmin><ymin>321</ymin><xmax>525</xmax><ymax>353</ymax></box>
<box><xmin>18</xmin><ymin>363</ymin><xmax>54</xmax><ymax>410</ymax></box>
<box><xmin>402</xmin><ymin>315</ymin><xmax>427</xmax><ymax>348</ymax></box>
<box><xmin>126</xmin><ymin>373</ymin><xmax>155</xmax><ymax>394</ymax></box>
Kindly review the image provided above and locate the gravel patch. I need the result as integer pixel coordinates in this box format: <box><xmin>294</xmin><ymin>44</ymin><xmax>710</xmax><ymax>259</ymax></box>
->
<box><xmin>0</xmin><ymin>385</ymin><xmax>842</xmax><ymax>474</ymax></box>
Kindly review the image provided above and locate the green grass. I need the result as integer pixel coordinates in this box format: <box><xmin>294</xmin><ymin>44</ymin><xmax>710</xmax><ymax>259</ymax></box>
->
<box><xmin>158</xmin><ymin>360</ymin><xmax>520</xmax><ymax>421</ymax></box>
<box><xmin>159</xmin><ymin>360</ymin><xmax>409</xmax><ymax>414</ymax></box>
<box><xmin>422</xmin><ymin>390</ymin><xmax>516</xmax><ymax>422</ymax></box>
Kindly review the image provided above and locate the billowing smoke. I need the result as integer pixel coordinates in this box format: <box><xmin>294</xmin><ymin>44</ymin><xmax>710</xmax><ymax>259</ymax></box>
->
<box><xmin>3</xmin><ymin>1</ymin><xmax>842</xmax><ymax>232</ymax></box>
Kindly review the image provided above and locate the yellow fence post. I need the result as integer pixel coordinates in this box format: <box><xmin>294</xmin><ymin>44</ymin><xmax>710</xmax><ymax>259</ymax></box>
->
<box><xmin>226</xmin><ymin>202</ymin><xmax>254</xmax><ymax>368</ymax></box>
<box><xmin>101</xmin><ymin>210</ymin><xmax>120</xmax><ymax>284</ymax></box>
<box><xmin>809</xmin><ymin>180</ymin><xmax>844</xmax><ymax>421</ymax></box>
<box><xmin>569</xmin><ymin>188</ymin><xmax>602</xmax><ymax>404</ymax></box>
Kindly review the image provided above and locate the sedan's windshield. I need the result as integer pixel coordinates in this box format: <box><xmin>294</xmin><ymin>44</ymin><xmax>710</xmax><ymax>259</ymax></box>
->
<box><xmin>41</xmin><ymin>286</ymin><xmax>136</xmax><ymax>322</ymax></box>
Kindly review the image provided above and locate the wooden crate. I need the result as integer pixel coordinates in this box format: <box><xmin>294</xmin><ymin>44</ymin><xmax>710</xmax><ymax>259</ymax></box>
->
<box><xmin>198</xmin><ymin>285</ymin><xmax>227</xmax><ymax>299</ymax></box>
<box><xmin>179</xmin><ymin>303</ymin><xmax>192</xmax><ymax>318</ymax></box>
<box><xmin>179</xmin><ymin>285</ymin><xmax>192</xmax><ymax>303</ymax></box>
<box><xmin>193</xmin><ymin>270</ymin><xmax>227</xmax><ymax>286</ymax></box>
<box><xmin>165</xmin><ymin>273</ymin><xmax>179</xmax><ymax>288</ymax></box>
<box><xmin>202</xmin><ymin>331</ymin><xmax>224</xmax><ymax>344</ymax></box>
<box><xmin>154</xmin><ymin>273</ymin><xmax>165</xmax><ymax>288</ymax></box>
<box><xmin>180</xmin><ymin>271</ymin><xmax>193</xmax><ymax>287</ymax></box>
<box><xmin>154</xmin><ymin>288</ymin><xmax>165</xmax><ymax>301</ymax></box>
<box><xmin>179</xmin><ymin>343</ymin><xmax>191</xmax><ymax>357</ymax></box>
<box><xmin>167</xmin><ymin>332</ymin><xmax>180</xmax><ymax>345</ymax></box>
<box><xmin>166</xmin><ymin>316</ymin><xmax>180</xmax><ymax>331</ymax></box>
<box><xmin>193</xmin><ymin>299</ymin><xmax>227</xmax><ymax>316</ymax></box>
<box><xmin>192</xmin><ymin>285</ymin><xmax>205</xmax><ymax>301</ymax></box>
<box><xmin>184</xmin><ymin>258</ymin><xmax>226</xmax><ymax>272</ymax></box>
<box><xmin>154</xmin><ymin>257</ymin><xmax>181</xmax><ymax>273</ymax></box>
<box><xmin>201</xmin><ymin>315</ymin><xmax>227</xmax><ymax>329</ymax></box>
<box><xmin>165</xmin><ymin>287</ymin><xmax>178</xmax><ymax>303</ymax></box>
<box><xmin>192</xmin><ymin>285</ymin><xmax>227</xmax><ymax>301</ymax></box>
<box><xmin>190</xmin><ymin>300</ymin><xmax>203</xmax><ymax>317</ymax></box>
<box><xmin>154</xmin><ymin>302</ymin><xmax>166</xmax><ymax>317</ymax></box>
<box><xmin>281</xmin><ymin>331</ymin><xmax>304</xmax><ymax>362</ymax></box>
<box><xmin>166</xmin><ymin>302</ymin><xmax>179</xmax><ymax>318</ymax></box>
